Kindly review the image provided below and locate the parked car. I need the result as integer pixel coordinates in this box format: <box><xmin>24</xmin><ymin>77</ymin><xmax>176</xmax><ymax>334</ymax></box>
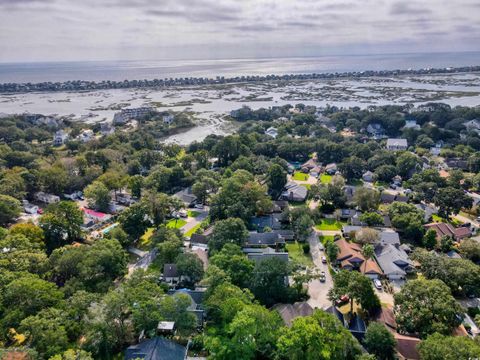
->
<box><xmin>373</xmin><ymin>279</ymin><xmax>382</xmax><ymax>290</ymax></box>
<box><xmin>319</xmin><ymin>271</ymin><xmax>326</xmax><ymax>282</ymax></box>
<box><xmin>194</xmin><ymin>204</ymin><xmax>204</xmax><ymax>209</ymax></box>
<box><xmin>178</xmin><ymin>210</ymin><xmax>188</xmax><ymax>218</ymax></box>
<box><xmin>335</xmin><ymin>295</ymin><xmax>349</xmax><ymax>306</ymax></box>
<box><xmin>321</xmin><ymin>256</ymin><xmax>327</xmax><ymax>264</ymax></box>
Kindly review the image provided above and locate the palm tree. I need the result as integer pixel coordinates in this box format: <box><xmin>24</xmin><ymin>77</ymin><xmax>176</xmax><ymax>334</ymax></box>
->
<box><xmin>362</xmin><ymin>243</ymin><xmax>375</xmax><ymax>275</ymax></box>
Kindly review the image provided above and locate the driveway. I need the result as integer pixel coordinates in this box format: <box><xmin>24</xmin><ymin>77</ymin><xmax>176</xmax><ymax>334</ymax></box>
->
<box><xmin>306</xmin><ymin>231</ymin><xmax>334</xmax><ymax>310</ymax></box>
<box><xmin>127</xmin><ymin>248</ymin><xmax>158</xmax><ymax>277</ymax></box>
<box><xmin>181</xmin><ymin>207</ymin><xmax>209</xmax><ymax>238</ymax></box>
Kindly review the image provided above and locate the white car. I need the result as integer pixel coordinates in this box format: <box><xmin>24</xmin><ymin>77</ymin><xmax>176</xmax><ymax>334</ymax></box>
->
<box><xmin>194</xmin><ymin>204</ymin><xmax>204</xmax><ymax>209</ymax></box>
<box><xmin>321</xmin><ymin>256</ymin><xmax>327</xmax><ymax>264</ymax></box>
<box><xmin>373</xmin><ymin>279</ymin><xmax>382</xmax><ymax>290</ymax></box>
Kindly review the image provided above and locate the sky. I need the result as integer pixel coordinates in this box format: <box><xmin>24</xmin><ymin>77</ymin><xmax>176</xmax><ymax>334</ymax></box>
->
<box><xmin>0</xmin><ymin>0</ymin><xmax>479</xmax><ymax>62</ymax></box>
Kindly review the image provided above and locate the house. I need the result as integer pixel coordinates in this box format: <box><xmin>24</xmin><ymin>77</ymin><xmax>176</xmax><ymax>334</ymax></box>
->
<box><xmin>78</xmin><ymin>129</ymin><xmax>94</xmax><ymax>142</ymax></box>
<box><xmin>245</xmin><ymin>232</ymin><xmax>285</xmax><ymax>247</ymax></box>
<box><xmin>444</xmin><ymin>158</ymin><xmax>468</xmax><ymax>170</ymax></box>
<box><xmin>83</xmin><ymin>208</ymin><xmax>111</xmax><ymax>223</ymax></box>
<box><xmin>403</xmin><ymin>120</ymin><xmax>420</xmax><ymax>130</ymax></box>
<box><xmin>375</xmin><ymin>243</ymin><xmax>414</xmax><ymax>280</ymax></box>
<box><xmin>23</xmin><ymin>203</ymin><xmax>39</xmax><ymax>215</ymax></box>
<box><xmin>273</xmin><ymin>302</ymin><xmax>314</xmax><ymax>327</ymax></box>
<box><xmin>265</xmin><ymin>127</ymin><xmax>278</xmax><ymax>138</ymax></box>
<box><xmin>366</xmin><ymin>123</ymin><xmax>386</xmax><ymax>138</ymax></box>
<box><xmin>301</xmin><ymin>158</ymin><xmax>319</xmax><ymax>172</ymax></box>
<box><xmin>334</xmin><ymin>238</ymin><xmax>383</xmax><ymax>279</ymax></box>
<box><xmin>190</xmin><ymin>233</ymin><xmax>208</xmax><ymax>247</ymax></box>
<box><xmin>250</xmin><ymin>213</ymin><xmax>283</xmax><ymax>231</ymax></box>
<box><xmin>173</xmin><ymin>187</ymin><xmax>197</xmax><ymax>207</ymax></box>
<box><xmin>463</xmin><ymin>119</ymin><xmax>480</xmax><ymax>134</ymax></box>
<box><xmin>379</xmin><ymin>230</ymin><xmax>400</xmax><ymax>246</ymax></box>
<box><xmin>113</xmin><ymin>107</ymin><xmax>155</xmax><ymax>125</ymax></box>
<box><xmin>280</xmin><ymin>182</ymin><xmax>308</xmax><ymax>202</ymax></box>
<box><xmin>339</xmin><ymin>209</ymin><xmax>361</xmax><ymax>221</ymax></box>
<box><xmin>244</xmin><ymin>247</ymin><xmax>289</xmax><ymax>264</ymax></box>
<box><xmin>415</xmin><ymin>203</ymin><xmax>437</xmax><ymax>222</ymax></box>
<box><xmin>380</xmin><ymin>192</ymin><xmax>396</xmax><ymax>204</ymax></box>
<box><xmin>325</xmin><ymin>163</ymin><xmax>338</xmax><ymax>175</ymax></box>
<box><xmin>53</xmin><ymin>130</ymin><xmax>68</xmax><ymax>146</ymax></box>
<box><xmin>157</xmin><ymin>321</ymin><xmax>175</xmax><ymax>335</ymax></box>
<box><xmin>34</xmin><ymin>191</ymin><xmax>60</xmax><ymax>204</ymax></box>
<box><xmin>273</xmin><ymin>229</ymin><xmax>295</xmax><ymax>241</ymax></box>
<box><xmin>168</xmin><ymin>288</ymin><xmax>206</xmax><ymax>326</ymax></box>
<box><xmin>100</xmin><ymin>122</ymin><xmax>115</xmax><ymax>136</ymax></box>
<box><xmin>325</xmin><ymin>306</ymin><xmax>367</xmax><ymax>341</ymax></box>
<box><xmin>124</xmin><ymin>337</ymin><xmax>186</xmax><ymax>360</ymax></box>
<box><xmin>362</xmin><ymin>171</ymin><xmax>374</xmax><ymax>182</ymax></box>
<box><xmin>163</xmin><ymin>264</ymin><xmax>179</xmax><ymax>285</ymax></box>
<box><xmin>386</xmin><ymin>138</ymin><xmax>408</xmax><ymax>151</ymax></box>
<box><xmin>162</xmin><ymin>113</ymin><xmax>175</xmax><ymax>125</ymax></box>
<box><xmin>446</xmin><ymin>250</ymin><xmax>462</xmax><ymax>259</ymax></box>
<box><xmin>424</xmin><ymin>222</ymin><xmax>471</xmax><ymax>241</ymax></box>
<box><xmin>341</xmin><ymin>225</ymin><xmax>363</xmax><ymax>238</ymax></box>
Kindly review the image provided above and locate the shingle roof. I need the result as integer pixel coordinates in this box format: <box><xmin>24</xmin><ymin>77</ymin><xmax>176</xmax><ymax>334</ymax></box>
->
<box><xmin>375</xmin><ymin>244</ymin><xmax>412</xmax><ymax>277</ymax></box>
<box><xmin>125</xmin><ymin>337</ymin><xmax>186</xmax><ymax>360</ymax></box>
<box><xmin>273</xmin><ymin>302</ymin><xmax>314</xmax><ymax>327</ymax></box>
<box><xmin>246</xmin><ymin>232</ymin><xmax>283</xmax><ymax>246</ymax></box>
<box><xmin>163</xmin><ymin>264</ymin><xmax>178</xmax><ymax>278</ymax></box>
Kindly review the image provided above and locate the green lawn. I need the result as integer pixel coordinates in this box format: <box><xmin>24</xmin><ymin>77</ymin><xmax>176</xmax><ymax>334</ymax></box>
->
<box><xmin>138</xmin><ymin>227</ymin><xmax>155</xmax><ymax>249</ymax></box>
<box><xmin>319</xmin><ymin>235</ymin><xmax>335</xmax><ymax>245</ymax></box>
<box><xmin>185</xmin><ymin>223</ymin><xmax>201</xmax><ymax>238</ymax></box>
<box><xmin>293</xmin><ymin>172</ymin><xmax>309</xmax><ymax>181</ymax></box>
<box><xmin>187</xmin><ymin>210</ymin><xmax>200</xmax><ymax>218</ymax></box>
<box><xmin>286</xmin><ymin>242</ymin><xmax>313</xmax><ymax>267</ymax></box>
<box><xmin>301</xmin><ymin>183</ymin><xmax>312</xmax><ymax>190</ymax></box>
<box><xmin>166</xmin><ymin>218</ymin><xmax>187</xmax><ymax>229</ymax></box>
<box><xmin>320</xmin><ymin>174</ymin><xmax>332</xmax><ymax>184</ymax></box>
<box><xmin>431</xmin><ymin>214</ymin><xmax>463</xmax><ymax>226</ymax></box>
<box><xmin>315</xmin><ymin>219</ymin><xmax>345</xmax><ymax>231</ymax></box>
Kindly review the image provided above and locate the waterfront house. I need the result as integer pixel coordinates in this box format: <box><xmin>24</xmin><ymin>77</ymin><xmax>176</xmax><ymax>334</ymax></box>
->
<box><xmin>162</xmin><ymin>113</ymin><xmax>174</xmax><ymax>125</ymax></box>
<box><xmin>53</xmin><ymin>130</ymin><xmax>68</xmax><ymax>146</ymax></box>
<box><xmin>78</xmin><ymin>129</ymin><xmax>94</xmax><ymax>142</ymax></box>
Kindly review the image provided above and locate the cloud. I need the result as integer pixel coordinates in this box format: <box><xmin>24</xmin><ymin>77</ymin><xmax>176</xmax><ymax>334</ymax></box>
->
<box><xmin>390</xmin><ymin>1</ymin><xmax>433</xmax><ymax>15</ymax></box>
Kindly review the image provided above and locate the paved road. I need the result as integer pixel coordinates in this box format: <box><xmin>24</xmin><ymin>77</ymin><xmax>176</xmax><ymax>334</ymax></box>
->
<box><xmin>306</xmin><ymin>231</ymin><xmax>334</xmax><ymax>310</ymax></box>
<box><xmin>127</xmin><ymin>248</ymin><xmax>158</xmax><ymax>277</ymax></box>
<box><xmin>181</xmin><ymin>207</ymin><xmax>209</xmax><ymax>238</ymax></box>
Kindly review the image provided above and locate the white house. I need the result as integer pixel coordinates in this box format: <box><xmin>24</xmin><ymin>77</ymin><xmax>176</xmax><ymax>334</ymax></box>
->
<box><xmin>53</xmin><ymin>130</ymin><xmax>68</xmax><ymax>146</ymax></box>
<box><xmin>162</xmin><ymin>113</ymin><xmax>175</xmax><ymax>125</ymax></box>
<box><xmin>78</xmin><ymin>129</ymin><xmax>94</xmax><ymax>142</ymax></box>
<box><xmin>386</xmin><ymin>138</ymin><xmax>408</xmax><ymax>151</ymax></box>
<box><xmin>464</xmin><ymin>119</ymin><xmax>480</xmax><ymax>135</ymax></box>
<box><xmin>403</xmin><ymin>120</ymin><xmax>420</xmax><ymax>130</ymax></box>
<box><xmin>362</xmin><ymin>171</ymin><xmax>374</xmax><ymax>182</ymax></box>
<box><xmin>265</xmin><ymin>127</ymin><xmax>279</xmax><ymax>138</ymax></box>
<box><xmin>24</xmin><ymin>203</ymin><xmax>39</xmax><ymax>215</ymax></box>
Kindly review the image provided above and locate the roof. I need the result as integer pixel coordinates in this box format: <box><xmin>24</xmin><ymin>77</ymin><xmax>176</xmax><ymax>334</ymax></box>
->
<box><xmin>190</xmin><ymin>233</ymin><xmax>208</xmax><ymax>245</ymax></box>
<box><xmin>163</xmin><ymin>264</ymin><xmax>178</xmax><ymax>278</ymax></box>
<box><xmin>381</xmin><ymin>193</ymin><xmax>396</xmax><ymax>203</ymax></box>
<box><xmin>173</xmin><ymin>187</ymin><xmax>197</xmax><ymax>205</ymax></box>
<box><xmin>83</xmin><ymin>208</ymin><xmax>108</xmax><ymax>219</ymax></box>
<box><xmin>375</xmin><ymin>244</ymin><xmax>412</xmax><ymax>276</ymax></box>
<box><xmin>273</xmin><ymin>302</ymin><xmax>314</xmax><ymax>327</ymax></box>
<box><xmin>247</xmin><ymin>248</ymin><xmax>289</xmax><ymax>264</ymax></box>
<box><xmin>157</xmin><ymin>321</ymin><xmax>175</xmax><ymax>331</ymax></box>
<box><xmin>246</xmin><ymin>232</ymin><xmax>283</xmax><ymax>246</ymax></box>
<box><xmin>250</xmin><ymin>214</ymin><xmax>282</xmax><ymax>230</ymax></box>
<box><xmin>125</xmin><ymin>337</ymin><xmax>186</xmax><ymax>360</ymax></box>
<box><xmin>281</xmin><ymin>183</ymin><xmax>308</xmax><ymax>201</ymax></box>
<box><xmin>394</xmin><ymin>333</ymin><xmax>421</xmax><ymax>360</ymax></box>
<box><xmin>386</xmin><ymin>138</ymin><xmax>408</xmax><ymax>147</ymax></box>
<box><xmin>380</xmin><ymin>231</ymin><xmax>400</xmax><ymax>245</ymax></box>
<box><xmin>335</xmin><ymin>239</ymin><xmax>383</xmax><ymax>275</ymax></box>
<box><xmin>424</xmin><ymin>222</ymin><xmax>471</xmax><ymax>240</ymax></box>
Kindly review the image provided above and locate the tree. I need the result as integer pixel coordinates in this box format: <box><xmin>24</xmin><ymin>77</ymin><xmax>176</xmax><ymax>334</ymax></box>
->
<box><xmin>355</xmin><ymin>228</ymin><xmax>379</xmax><ymax>245</ymax></box>
<box><xmin>326</xmin><ymin>242</ymin><xmax>339</xmax><ymax>263</ymax></box>
<box><xmin>19</xmin><ymin>308</ymin><xmax>69</xmax><ymax>360</ymax></box>
<box><xmin>339</xmin><ymin>156</ymin><xmax>365</xmax><ymax>181</ymax></box>
<box><xmin>49</xmin><ymin>349</ymin><xmax>93</xmax><ymax>360</ymax></box>
<box><xmin>276</xmin><ymin>310</ymin><xmax>361</xmax><ymax>360</ymax></box>
<box><xmin>250</xmin><ymin>257</ymin><xmax>292</xmax><ymax>307</ymax></box>
<box><xmin>156</xmin><ymin>238</ymin><xmax>183</xmax><ymax>266</ymax></box>
<box><xmin>176</xmin><ymin>253</ymin><xmax>204</xmax><ymax>286</ymax></box>
<box><xmin>420</xmin><ymin>231</ymin><xmax>436</xmax><ymax>252</ymax></box>
<box><xmin>84</xmin><ymin>181</ymin><xmax>111</xmax><ymax>212</ymax></box>
<box><xmin>388</xmin><ymin>202</ymin><xmax>425</xmax><ymax>242</ymax></box>
<box><xmin>1</xmin><ymin>275</ymin><xmax>63</xmax><ymax>330</ymax></box>
<box><xmin>268</xmin><ymin>163</ymin><xmax>287</xmax><ymax>195</ymax></box>
<box><xmin>396</xmin><ymin>152</ymin><xmax>421</xmax><ymax>178</ymax></box>
<box><xmin>354</xmin><ymin>188</ymin><xmax>380</xmax><ymax>212</ymax></box>
<box><xmin>127</xmin><ymin>175</ymin><xmax>144</xmax><ymax>198</ymax></box>
<box><xmin>205</xmin><ymin>282</ymin><xmax>254</xmax><ymax>325</ymax></box>
<box><xmin>293</xmin><ymin>213</ymin><xmax>313</xmax><ymax>242</ymax></box>
<box><xmin>9</xmin><ymin>223</ymin><xmax>45</xmax><ymax>245</ymax></box>
<box><xmin>0</xmin><ymin>194</ymin><xmax>21</xmax><ymax>226</ymax></box>
<box><xmin>98</xmin><ymin>170</ymin><xmax>126</xmax><ymax>201</ymax></box>
<box><xmin>361</xmin><ymin>244</ymin><xmax>375</xmax><ymax>274</ymax></box>
<box><xmin>393</xmin><ymin>278</ymin><xmax>462</xmax><ymax>338</ymax></box>
<box><xmin>359</xmin><ymin>212</ymin><xmax>384</xmax><ymax>226</ymax></box>
<box><xmin>373</xmin><ymin>165</ymin><xmax>397</xmax><ymax>183</ymax></box>
<box><xmin>328</xmin><ymin>270</ymin><xmax>380</xmax><ymax>315</ymax></box>
<box><xmin>458</xmin><ymin>238</ymin><xmax>480</xmax><ymax>262</ymax></box>
<box><xmin>118</xmin><ymin>202</ymin><xmax>151</xmax><ymax>240</ymax></box>
<box><xmin>417</xmin><ymin>333</ymin><xmax>480</xmax><ymax>360</ymax></box>
<box><xmin>0</xmin><ymin>233</ymin><xmax>48</xmax><ymax>274</ymax></box>
<box><xmin>39</xmin><ymin>201</ymin><xmax>83</xmax><ymax>252</ymax></box>
<box><xmin>434</xmin><ymin>186</ymin><xmax>473</xmax><ymax>219</ymax></box>
<box><xmin>210</xmin><ymin>244</ymin><xmax>254</xmax><ymax>288</ymax></box>
<box><xmin>0</xmin><ymin>169</ymin><xmax>26</xmax><ymax>199</ymax></box>
<box><xmin>209</xmin><ymin>217</ymin><xmax>249</xmax><ymax>252</ymax></box>
<box><xmin>363</xmin><ymin>322</ymin><xmax>396</xmax><ymax>360</ymax></box>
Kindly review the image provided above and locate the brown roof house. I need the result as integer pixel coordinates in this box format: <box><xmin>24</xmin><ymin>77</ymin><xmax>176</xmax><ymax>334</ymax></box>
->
<box><xmin>424</xmin><ymin>222</ymin><xmax>471</xmax><ymax>241</ymax></box>
<box><xmin>334</xmin><ymin>238</ymin><xmax>383</xmax><ymax>279</ymax></box>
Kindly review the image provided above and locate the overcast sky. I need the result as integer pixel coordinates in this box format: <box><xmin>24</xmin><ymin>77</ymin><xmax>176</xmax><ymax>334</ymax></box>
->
<box><xmin>0</xmin><ymin>0</ymin><xmax>479</xmax><ymax>62</ymax></box>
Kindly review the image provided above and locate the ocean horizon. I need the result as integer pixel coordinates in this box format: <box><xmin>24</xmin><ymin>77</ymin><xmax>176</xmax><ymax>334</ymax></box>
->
<box><xmin>0</xmin><ymin>51</ymin><xmax>479</xmax><ymax>84</ymax></box>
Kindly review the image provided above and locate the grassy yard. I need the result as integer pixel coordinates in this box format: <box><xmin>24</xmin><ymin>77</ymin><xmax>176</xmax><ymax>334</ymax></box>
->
<box><xmin>301</xmin><ymin>183</ymin><xmax>312</xmax><ymax>190</ymax></box>
<box><xmin>286</xmin><ymin>242</ymin><xmax>313</xmax><ymax>267</ymax></box>
<box><xmin>185</xmin><ymin>223</ymin><xmax>201</xmax><ymax>238</ymax></box>
<box><xmin>315</xmin><ymin>219</ymin><xmax>345</xmax><ymax>231</ymax></box>
<box><xmin>187</xmin><ymin>210</ymin><xmax>200</xmax><ymax>218</ymax></box>
<box><xmin>319</xmin><ymin>235</ymin><xmax>335</xmax><ymax>245</ymax></box>
<box><xmin>138</xmin><ymin>227</ymin><xmax>155</xmax><ymax>249</ymax></box>
<box><xmin>320</xmin><ymin>173</ymin><xmax>332</xmax><ymax>184</ymax></box>
<box><xmin>293</xmin><ymin>172</ymin><xmax>309</xmax><ymax>181</ymax></box>
<box><xmin>431</xmin><ymin>214</ymin><xmax>463</xmax><ymax>226</ymax></box>
<box><xmin>166</xmin><ymin>218</ymin><xmax>187</xmax><ymax>229</ymax></box>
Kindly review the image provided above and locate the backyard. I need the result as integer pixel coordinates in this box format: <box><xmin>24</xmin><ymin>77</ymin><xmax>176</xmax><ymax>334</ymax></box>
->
<box><xmin>293</xmin><ymin>172</ymin><xmax>310</xmax><ymax>181</ymax></box>
<box><xmin>315</xmin><ymin>219</ymin><xmax>345</xmax><ymax>231</ymax></box>
<box><xmin>319</xmin><ymin>173</ymin><xmax>332</xmax><ymax>184</ymax></box>
<box><xmin>166</xmin><ymin>218</ymin><xmax>187</xmax><ymax>229</ymax></box>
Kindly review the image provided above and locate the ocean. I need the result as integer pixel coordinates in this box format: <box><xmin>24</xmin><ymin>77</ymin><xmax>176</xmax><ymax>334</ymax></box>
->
<box><xmin>0</xmin><ymin>51</ymin><xmax>479</xmax><ymax>83</ymax></box>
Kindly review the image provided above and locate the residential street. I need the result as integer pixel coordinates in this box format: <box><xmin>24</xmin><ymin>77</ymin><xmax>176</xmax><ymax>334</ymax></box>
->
<box><xmin>306</xmin><ymin>231</ymin><xmax>334</xmax><ymax>310</ymax></box>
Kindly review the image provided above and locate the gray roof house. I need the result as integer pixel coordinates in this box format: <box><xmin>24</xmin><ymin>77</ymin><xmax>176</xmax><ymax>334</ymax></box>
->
<box><xmin>386</xmin><ymin>138</ymin><xmax>408</xmax><ymax>151</ymax></box>
<box><xmin>163</xmin><ymin>264</ymin><xmax>179</xmax><ymax>285</ymax></box>
<box><xmin>280</xmin><ymin>182</ymin><xmax>308</xmax><ymax>202</ymax></box>
<box><xmin>245</xmin><ymin>247</ymin><xmax>289</xmax><ymax>264</ymax></box>
<box><xmin>362</xmin><ymin>171</ymin><xmax>374</xmax><ymax>182</ymax></box>
<box><xmin>173</xmin><ymin>187</ymin><xmax>197</xmax><ymax>207</ymax></box>
<box><xmin>246</xmin><ymin>232</ymin><xmax>285</xmax><ymax>247</ymax></box>
<box><xmin>375</xmin><ymin>244</ymin><xmax>414</xmax><ymax>280</ymax></box>
<box><xmin>379</xmin><ymin>231</ymin><xmax>400</xmax><ymax>246</ymax></box>
<box><xmin>125</xmin><ymin>337</ymin><xmax>186</xmax><ymax>360</ymax></box>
